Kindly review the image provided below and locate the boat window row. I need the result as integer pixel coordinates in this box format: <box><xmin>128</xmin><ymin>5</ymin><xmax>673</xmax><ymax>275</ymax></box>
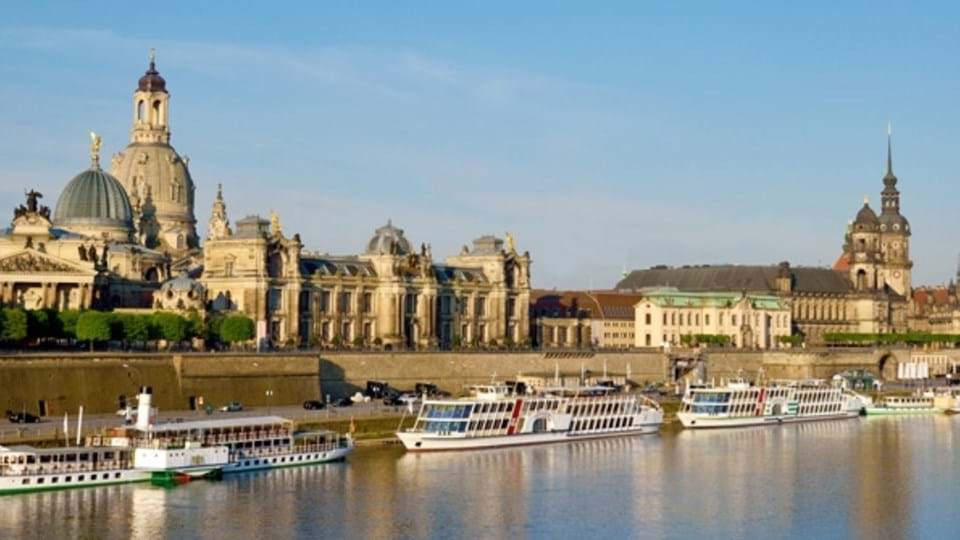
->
<box><xmin>797</xmin><ymin>403</ymin><xmax>841</xmax><ymax>415</ymax></box>
<box><xmin>572</xmin><ymin>416</ymin><xmax>634</xmax><ymax>432</ymax></box>
<box><xmin>471</xmin><ymin>402</ymin><xmax>513</xmax><ymax>415</ymax></box>
<box><xmin>467</xmin><ymin>418</ymin><xmax>510</xmax><ymax>432</ymax></box>
<box><xmin>19</xmin><ymin>472</ymin><xmax>124</xmax><ymax>486</ymax></box>
<box><xmin>424</xmin><ymin>421</ymin><xmax>469</xmax><ymax>433</ymax></box>
<box><xmin>796</xmin><ymin>390</ymin><xmax>841</xmax><ymax>404</ymax></box>
<box><xmin>423</xmin><ymin>404</ymin><xmax>474</xmax><ymax>419</ymax></box>
<box><xmin>570</xmin><ymin>400</ymin><xmax>636</xmax><ymax>417</ymax></box>
<box><xmin>692</xmin><ymin>392</ymin><xmax>732</xmax><ymax>404</ymax></box>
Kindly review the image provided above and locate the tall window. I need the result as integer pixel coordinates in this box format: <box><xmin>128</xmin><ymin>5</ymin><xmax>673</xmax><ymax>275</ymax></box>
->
<box><xmin>475</xmin><ymin>296</ymin><xmax>486</xmax><ymax>317</ymax></box>
<box><xmin>224</xmin><ymin>260</ymin><xmax>234</xmax><ymax>277</ymax></box>
<box><xmin>319</xmin><ymin>290</ymin><xmax>330</xmax><ymax>313</ymax></box>
<box><xmin>645</xmin><ymin>313</ymin><xmax>651</xmax><ymax>325</ymax></box>
<box><xmin>506</xmin><ymin>297</ymin><xmax>516</xmax><ymax>319</ymax></box>
<box><xmin>362</xmin><ymin>292</ymin><xmax>373</xmax><ymax>313</ymax></box>
<box><xmin>268</xmin><ymin>289</ymin><xmax>282</xmax><ymax>311</ymax></box>
<box><xmin>339</xmin><ymin>292</ymin><xmax>352</xmax><ymax>314</ymax></box>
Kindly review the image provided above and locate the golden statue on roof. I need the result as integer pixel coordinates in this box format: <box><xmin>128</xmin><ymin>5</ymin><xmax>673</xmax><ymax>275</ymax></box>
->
<box><xmin>505</xmin><ymin>231</ymin><xmax>516</xmax><ymax>254</ymax></box>
<box><xmin>89</xmin><ymin>131</ymin><xmax>102</xmax><ymax>168</ymax></box>
<box><xmin>270</xmin><ymin>209</ymin><xmax>282</xmax><ymax>236</ymax></box>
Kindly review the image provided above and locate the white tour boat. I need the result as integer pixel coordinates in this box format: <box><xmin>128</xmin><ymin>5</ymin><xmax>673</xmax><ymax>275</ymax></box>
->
<box><xmin>1</xmin><ymin>387</ymin><xmax>353</xmax><ymax>495</ymax></box>
<box><xmin>101</xmin><ymin>388</ymin><xmax>354</xmax><ymax>474</ymax></box>
<box><xmin>0</xmin><ymin>445</ymin><xmax>148</xmax><ymax>495</ymax></box>
<box><xmin>397</xmin><ymin>382</ymin><xmax>664</xmax><ymax>452</ymax></box>
<box><xmin>678</xmin><ymin>378</ymin><xmax>870</xmax><ymax>429</ymax></box>
<box><xmin>864</xmin><ymin>388</ymin><xmax>960</xmax><ymax>415</ymax></box>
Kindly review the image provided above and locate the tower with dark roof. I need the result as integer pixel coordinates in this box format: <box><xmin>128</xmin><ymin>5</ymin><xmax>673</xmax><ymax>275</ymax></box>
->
<box><xmin>110</xmin><ymin>50</ymin><xmax>198</xmax><ymax>256</ymax></box>
<box><xmin>877</xmin><ymin>125</ymin><xmax>912</xmax><ymax>296</ymax></box>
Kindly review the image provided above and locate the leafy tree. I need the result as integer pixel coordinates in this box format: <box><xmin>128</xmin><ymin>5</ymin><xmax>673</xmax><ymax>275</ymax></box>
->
<box><xmin>57</xmin><ymin>310</ymin><xmax>83</xmax><ymax>340</ymax></box>
<box><xmin>119</xmin><ymin>314</ymin><xmax>151</xmax><ymax>344</ymax></box>
<box><xmin>26</xmin><ymin>309</ymin><xmax>54</xmax><ymax>341</ymax></box>
<box><xmin>76</xmin><ymin>311</ymin><xmax>111</xmax><ymax>351</ymax></box>
<box><xmin>185</xmin><ymin>310</ymin><xmax>203</xmax><ymax>339</ymax></box>
<box><xmin>152</xmin><ymin>312</ymin><xmax>189</xmax><ymax>345</ymax></box>
<box><xmin>0</xmin><ymin>308</ymin><xmax>28</xmax><ymax>344</ymax></box>
<box><xmin>219</xmin><ymin>315</ymin><xmax>254</xmax><ymax>344</ymax></box>
<box><xmin>352</xmin><ymin>336</ymin><xmax>364</xmax><ymax>348</ymax></box>
<box><xmin>330</xmin><ymin>335</ymin><xmax>343</xmax><ymax>348</ymax></box>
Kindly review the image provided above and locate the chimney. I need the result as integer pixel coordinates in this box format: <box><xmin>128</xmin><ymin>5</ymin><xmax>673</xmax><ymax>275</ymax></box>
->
<box><xmin>136</xmin><ymin>386</ymin><xmax>153</xmax><ymax>430</ymax></box>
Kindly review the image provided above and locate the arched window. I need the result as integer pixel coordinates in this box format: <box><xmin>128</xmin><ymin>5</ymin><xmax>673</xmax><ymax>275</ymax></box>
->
<box><xmin>137</xmin><ymin>100</ymin><xmax>145</xmax><ymax>122</ymax></box>
<box><xmin>152</xmin><ymin>100</ymin><xmax>161</xmax><ymax>124</ymax></box>
<box><xmin>856</xmin><ymin>270</ymin><xmax>866</xmax><ymax>290</ymax></box>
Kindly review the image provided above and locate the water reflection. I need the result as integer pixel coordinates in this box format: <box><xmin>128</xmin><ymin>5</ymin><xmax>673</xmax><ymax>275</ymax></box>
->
<box><xmin>1</xmin><ymin>418</ymin><xmax>958</xmax><ymax>540</ymax></box>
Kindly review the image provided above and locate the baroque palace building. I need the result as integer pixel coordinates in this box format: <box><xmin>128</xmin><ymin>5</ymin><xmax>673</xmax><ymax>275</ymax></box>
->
<box><xmin>617</xmin><ymin>132</ymin><xmax>914</xmax><ymax>346</ymax></box>
<box><xmin>0</xmin><ymin>55</ymin><xmax>532</xmax><ymax>348</ymax></box>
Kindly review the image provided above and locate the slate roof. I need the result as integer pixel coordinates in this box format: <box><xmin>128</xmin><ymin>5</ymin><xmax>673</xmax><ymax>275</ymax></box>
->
<box><xmin>616</xmin><ymin>265</ymin><xmax>853</xmax><ymax>295</ymax></box>
<box><xmin>300</xmin><ymin>256</ymin><xmax>376</xmax><ymax>278</ymax></box>
<box><xmin>530</xmin><ymin>290</ymin><xmax>642</xmax><ymax>320</ymax></box>
<box><xmin>434</xmin><ymin>265</ymin><xmax>488</xmax><ymax>284</ymax></box>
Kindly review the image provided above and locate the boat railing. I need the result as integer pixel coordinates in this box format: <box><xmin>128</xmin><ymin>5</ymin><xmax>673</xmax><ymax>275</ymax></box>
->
<box><xmin>0</xmin><ymin>460</ymin><xmax>129</xmax><ymax>477</ymax></box>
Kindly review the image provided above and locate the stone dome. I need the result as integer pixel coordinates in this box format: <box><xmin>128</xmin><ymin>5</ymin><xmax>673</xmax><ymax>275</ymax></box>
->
<box><xmin>54</xmin><ymin>166</ymin><xmax>133</xmax><ymax>239</ymax></box>
<box><xmin>160</xmin><ymin>271</ymin><xmax>204</xmax><ymax>296</ymax></box>
<box><xmin>366</xmin><ymin>221</ymin><xmax>412</xmax><ymax>255</ymax></box>
<box><xmin>853</xmin><ymin>203</ymin><xmax>879</xmax><ymax>230</ymax></box>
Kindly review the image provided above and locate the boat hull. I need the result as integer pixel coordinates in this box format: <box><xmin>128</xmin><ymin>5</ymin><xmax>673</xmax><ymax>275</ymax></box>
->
<box><xmin>677</xmin><ymin>410</ymin><xmax>860</xmax><ymax>429</ymax></box>
<box><xmin>864</xmin><ymin>407</ymin><xmax>941</xmax><ymax>416</ymax></box>
<box><xmin>223</xmin><ymin>445</ymin><xmax>353</xmax><ymax>473</ymax></box>
<box><xmin>397</xmin><ymin>424</ymin><xmax>661</xmax><ymax>452</ymax></box>
<box><xmin>0</xmin><ymin>469</ymin><xmax>149</xmax><ymax>496</ymax></box>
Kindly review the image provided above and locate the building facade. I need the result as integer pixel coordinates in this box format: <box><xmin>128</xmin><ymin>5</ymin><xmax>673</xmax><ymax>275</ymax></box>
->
<box><xmin>201</xmin><ymin>193</ymin><xmax>531</xmax><ymax>348</ymax></box>
<box><xmin>633</xmin><ymin>289</ymin><xmax>791</xmax><ymax>349</ymax></box>
<box><xmin>0</xmin><ymin>56</ymin><xmax>531</xmax><ymax>350</ymax></box>
<box><xmin>617</xmin><ymin>133</ymin><xmax>913</xmax><ymax>345</ymax></box>
<box><xmin>529</xmin><ymin>290</ymin><xmax>640</xmax><ymax>349</ymax></box>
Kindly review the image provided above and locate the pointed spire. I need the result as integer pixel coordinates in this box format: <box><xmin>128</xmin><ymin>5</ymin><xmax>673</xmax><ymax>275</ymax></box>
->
<box><xmin>886</xmin><ymin>122</ymin><xmax>894</xmax><ymax>177</ymax></box>
<box><xmin>149</xmin><ymin>48</ymin><xmax>156</xmax><ymax>70</ymax></box>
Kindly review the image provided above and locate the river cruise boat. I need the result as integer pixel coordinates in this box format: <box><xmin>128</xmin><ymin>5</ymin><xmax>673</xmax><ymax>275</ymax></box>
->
<box><xmin>101</xmin><ymin>388</ymin><xmax>354</xmax><ymax>473</ymax></box>
<box><xmin>0</xmin><ymin>437</ymin><xmax>227</xmax><ymax>495</ymax></box>
<box><xmin>864</xmin><ymin>389</ymin><xmax>960</xmax><ymax>415</ymax></box>
<box><xmin>0</xmin><ymin>445</ymin><xmax>148</xmax><ymax>495</ymax></box>
<box><xmin>396</xmin><ymin>382</ymin><xmax>664</xmax><ymax>452</ymax></box>
<box><xmin>678</xmin><ymin>378</ymin><xmax>870</xmax><ymax>429</ymax></box>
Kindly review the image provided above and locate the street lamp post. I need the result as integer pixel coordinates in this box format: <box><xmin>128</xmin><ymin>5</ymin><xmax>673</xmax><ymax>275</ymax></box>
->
<box><xmin>265</xmin><ymin>390</ymin><xmax>274</xmax><ymax>415</ymax></box>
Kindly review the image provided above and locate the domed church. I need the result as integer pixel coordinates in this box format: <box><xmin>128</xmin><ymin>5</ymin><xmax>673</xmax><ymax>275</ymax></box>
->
<box><xmin>0</xmin><ymin>54</ymin><xmax>534</xmax><ymax>349</ymax></box>
<box><xmin>0</xmin><ymin>132</ymin><xmax>170</xmax><ymax>310</ymax></box>
<box><xmin>110</xmin><ymin>51</ymin><xmax>198</xmax><ymax>256</ymax></box>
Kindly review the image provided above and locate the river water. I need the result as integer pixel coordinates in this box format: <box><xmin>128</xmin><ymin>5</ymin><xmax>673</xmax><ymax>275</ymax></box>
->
<box><xmin>2</xmin><ymin>416</ymin><xmax>958</xmax><ymax>539</ymax></box>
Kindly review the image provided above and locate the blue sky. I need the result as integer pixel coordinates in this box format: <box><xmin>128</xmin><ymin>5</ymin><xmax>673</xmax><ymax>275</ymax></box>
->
<box><xmin>1</xmin><ymin>2</ymin><xmax>959</xmax><ymax>289</ymax></box>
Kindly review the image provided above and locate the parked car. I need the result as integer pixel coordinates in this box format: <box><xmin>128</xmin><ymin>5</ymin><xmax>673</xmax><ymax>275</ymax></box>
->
<box><xmin>6</xmin><ymin>410</ymin><xmax>41</xmax><ymax>424</ymax></box>
<box><xmin>303</xmin><ymin>399</ymin><xmax>326</xmax><ymax>410</ymax></box>
<box><xmin>220</xmin><ymin>401</ymin><xmax>243</xmax><ymax>412</ymax></box>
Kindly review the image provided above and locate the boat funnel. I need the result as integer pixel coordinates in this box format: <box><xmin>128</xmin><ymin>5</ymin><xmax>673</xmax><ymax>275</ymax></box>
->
<box><xmin>136</xmin><ymin>386</ymin><xmax>153</xmax><ymax>430</ymax></box>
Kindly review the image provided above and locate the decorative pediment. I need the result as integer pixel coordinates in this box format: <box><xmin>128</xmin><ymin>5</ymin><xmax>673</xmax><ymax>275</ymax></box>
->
<box><xmin>0</xmin><ymin>251</ymin><xmax>89</xmax><ymax>274</ymax></box>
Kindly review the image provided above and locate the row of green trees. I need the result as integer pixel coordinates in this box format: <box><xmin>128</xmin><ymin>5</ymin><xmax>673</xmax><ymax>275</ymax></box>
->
<box><xmin>679</xmin><ymin>334</ymin><xmax>733</xmax><ymax>346</ymax></box>
<box><xmin>778</xmin><ymin>335</ymin><xmax>805</xmax><ymax>346</ymax></box>
<box><xmin>824</xmin><ymin>332</ymin><xmax>960</xmax><ymax>346</ymax></box>
<box><xmin>0</xmin><ymin>308</ymin><xmax>255</xmax><ymax>350</ymax></box>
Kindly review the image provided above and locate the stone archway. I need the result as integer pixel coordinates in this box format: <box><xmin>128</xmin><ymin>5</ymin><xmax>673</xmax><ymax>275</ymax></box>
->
<box><xmin>878</xmin><ymin>352</ymin><xmax>898</xmax><ymax>381</ymax></box>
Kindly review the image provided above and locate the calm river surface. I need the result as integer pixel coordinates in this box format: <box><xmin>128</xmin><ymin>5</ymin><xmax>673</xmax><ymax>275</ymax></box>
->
<box><xmin>2</xmin><ymin>416</ymin><xmax>959</xmax><ymax>539</ymax></box>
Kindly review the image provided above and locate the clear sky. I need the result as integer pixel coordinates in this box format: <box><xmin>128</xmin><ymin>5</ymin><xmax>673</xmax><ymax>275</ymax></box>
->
<box><xmin>1</xmin><ymin>1</ymin><xmax>958</xmax><ymax>289</ymax></box>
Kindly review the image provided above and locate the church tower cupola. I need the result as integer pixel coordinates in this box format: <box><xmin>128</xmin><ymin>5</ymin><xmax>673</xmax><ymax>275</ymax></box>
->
<box><xmin>131</xmin><ymin>49</ymin><xmax>170</xmax><ymax>145</ymax></box>
<box><xmin>111</xmin><ymin>49</ymin><xmax>198</xmax><ymax>255</ymax></box>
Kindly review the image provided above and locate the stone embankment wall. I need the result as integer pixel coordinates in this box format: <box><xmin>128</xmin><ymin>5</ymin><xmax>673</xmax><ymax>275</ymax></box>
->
<box><xmin>1</xmin><ymin>347</ymin><xmax>957</xmax><ymax>415</ymax></box>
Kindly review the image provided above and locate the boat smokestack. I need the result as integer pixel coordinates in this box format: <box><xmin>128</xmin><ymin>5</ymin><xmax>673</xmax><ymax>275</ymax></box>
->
<box><xmin>136</xmin><ymin>386</ymin><xmax>153</xmax><ymax>430</ymax></box>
